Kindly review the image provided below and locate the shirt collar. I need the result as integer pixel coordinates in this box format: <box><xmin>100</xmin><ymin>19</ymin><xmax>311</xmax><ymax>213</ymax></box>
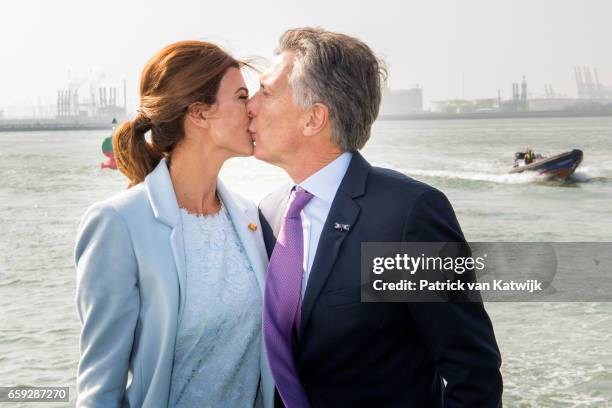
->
<box><xmin>292</xmin><ymin>152</ymin><xmax>353</xmax><ymax>204</ymax></box>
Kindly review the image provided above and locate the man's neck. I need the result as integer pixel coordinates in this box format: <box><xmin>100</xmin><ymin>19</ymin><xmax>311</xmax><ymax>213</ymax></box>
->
<box><xmin>286</xmin><ymin>150</ymin><xmax>344</xmax><ymax>184</ymax></box>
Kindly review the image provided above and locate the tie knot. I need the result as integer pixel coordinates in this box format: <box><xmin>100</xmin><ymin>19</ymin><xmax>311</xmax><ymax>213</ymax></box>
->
<box><xmin>285</xmin><ymin>189</ymin><xmax>314</xmax><ymax>218</ymax></box>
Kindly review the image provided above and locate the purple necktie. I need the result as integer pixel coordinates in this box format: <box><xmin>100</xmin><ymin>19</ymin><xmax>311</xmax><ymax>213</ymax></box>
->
<box><xmin>263</xmin><ymin>188</ymin><xmax>314</xmax><ymax>408</ymax></box>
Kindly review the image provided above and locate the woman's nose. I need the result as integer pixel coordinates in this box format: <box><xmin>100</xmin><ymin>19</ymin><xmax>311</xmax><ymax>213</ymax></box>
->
<box><xmin>246</xmin><ymin>94</ymin><xmax>258</xmax><ymax>117</ymax></box>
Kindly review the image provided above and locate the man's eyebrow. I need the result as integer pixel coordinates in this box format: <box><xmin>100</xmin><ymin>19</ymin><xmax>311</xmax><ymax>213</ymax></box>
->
<box><xmin>234</xmin><ymin>87</ymin><xmax>249</xmax><ymax>95</ymax></box>
<box><xmin>259</xmin><ymin>81</ymin><xmax>273</xmax><ymax>92</ymax></box>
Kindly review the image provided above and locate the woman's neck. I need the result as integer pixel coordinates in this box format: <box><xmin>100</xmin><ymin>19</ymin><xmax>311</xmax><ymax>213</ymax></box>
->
<box><xmin>168</xmin><ymin>144</ymin><xmax>226</xmax><ymax>216</ymax></box>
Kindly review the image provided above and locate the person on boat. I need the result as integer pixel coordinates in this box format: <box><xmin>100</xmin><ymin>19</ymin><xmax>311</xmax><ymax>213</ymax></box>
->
<box><xmin>525</xmin><ymin>149</ymin><xmax>535</xmax><ymax>164</ymax></box>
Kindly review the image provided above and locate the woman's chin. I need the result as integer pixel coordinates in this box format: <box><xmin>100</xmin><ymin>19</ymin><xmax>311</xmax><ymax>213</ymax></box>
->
<box><xmin>235</xmin><ymin>144</ymin><xmax>254</xmax><ymax>157</ymax></box>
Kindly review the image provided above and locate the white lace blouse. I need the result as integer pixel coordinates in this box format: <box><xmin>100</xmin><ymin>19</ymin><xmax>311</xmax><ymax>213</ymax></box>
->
<box><xmin>168</xmin><ymin>202</ymin><xmax>262</xmax><ymax>408</ymax></box>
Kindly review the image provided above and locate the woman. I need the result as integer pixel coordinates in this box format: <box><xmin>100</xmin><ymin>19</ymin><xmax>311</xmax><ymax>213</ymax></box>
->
<box><xmin>74</xmin><ymin>41</ymin><xmax>273</xmax><ymax>408</ymax></box>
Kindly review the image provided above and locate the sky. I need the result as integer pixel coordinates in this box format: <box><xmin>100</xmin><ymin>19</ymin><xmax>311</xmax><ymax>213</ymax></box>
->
<box><xmin>1</xmin><ymin>0</ymin><xmax>611</xmax><ymax>116</ymax></box>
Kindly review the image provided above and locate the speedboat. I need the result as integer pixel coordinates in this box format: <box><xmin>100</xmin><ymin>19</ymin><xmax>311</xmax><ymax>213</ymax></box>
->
<box><xmin>510</xmin><ymin>149</ymin><xmax>583</xmax><ymax>180</ymax></box>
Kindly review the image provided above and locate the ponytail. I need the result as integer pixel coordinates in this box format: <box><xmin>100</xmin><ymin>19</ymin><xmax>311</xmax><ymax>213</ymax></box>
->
<box><xmin>112</xmin><ymin>113</ymin><xmax>163</xmax><ymax>188</ymax></box>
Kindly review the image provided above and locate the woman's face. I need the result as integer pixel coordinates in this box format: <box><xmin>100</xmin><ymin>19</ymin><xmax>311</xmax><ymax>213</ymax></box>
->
<box><xmin>205</xmin><ymin>67</ymin><xmax>253</xmax><ymax>157</ymax></box>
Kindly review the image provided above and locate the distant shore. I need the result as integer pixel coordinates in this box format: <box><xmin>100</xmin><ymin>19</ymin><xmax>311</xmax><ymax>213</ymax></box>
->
<box><xmin>0</xmin><ymin>119</ymin><xmax>117</xmax><ymax>133</ymax></box>
<box><xmin>2</xmin><ymin>110</ymin><xmax>612</xmax><ymax>133</ymax></box>
<box><xmin>379</xmin><ymin>110</ymin><xmax>612</xmax><ymax>121</ymax></box>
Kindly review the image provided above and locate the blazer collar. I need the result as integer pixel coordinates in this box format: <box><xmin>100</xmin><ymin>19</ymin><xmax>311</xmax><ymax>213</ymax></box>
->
<box><xmin>216</xmin><ymin>178</ymin><xmax>249</xmax><ymax>217</ymax></box>
<box><xmin>338</xmin><ymin>150</ymin><xmax>370</xmax><ymax>199</ymax></box>
<box><xmin>298</xmin><ymin>151</ymin><xmax>369</xmax><ymax>337</ymax></box>
<box><xmin>144</xmin><ymin>158</ymin><xmax>249</xmax><ymax>228</ymax></box>
<box><xmin>217</xmin><ymin>178</ymin><xmax>268</xmax><ymax>294</ymax></box>
<box><xmin>144</xmin><ymin>158</ymin><xmax>180</xmax><ymax>227</ymax></box>
<box><xmin>144</xmin><ymin>158</ymin><xmax>265</xmax><ymax>295</ymax></box>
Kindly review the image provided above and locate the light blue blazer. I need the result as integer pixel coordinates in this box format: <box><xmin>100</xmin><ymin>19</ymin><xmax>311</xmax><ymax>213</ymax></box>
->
<box><xmin>74</xmin><ymin>159</ymin><xmax>274</xmax><ymax>408</ymax></box>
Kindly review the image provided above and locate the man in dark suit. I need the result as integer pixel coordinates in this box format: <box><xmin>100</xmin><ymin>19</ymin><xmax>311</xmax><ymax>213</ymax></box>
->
<box><xmin>247</xmin><ymin>27</ymin><xmax>503</xmax><ymax>408</ymax></box>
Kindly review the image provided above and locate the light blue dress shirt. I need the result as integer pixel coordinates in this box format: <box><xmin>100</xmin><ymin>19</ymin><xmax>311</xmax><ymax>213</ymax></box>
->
<box><xmin>291</xmin><ymin>152</ymin><xmax>353</xmax><ymax>298</ymax></box>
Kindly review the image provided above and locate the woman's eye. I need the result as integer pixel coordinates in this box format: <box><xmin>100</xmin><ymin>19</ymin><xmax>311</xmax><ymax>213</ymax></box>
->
<box><xmin>239</xmin><ymin>95</ymin><xmax>248</xmax><ymax>100</ymax></box>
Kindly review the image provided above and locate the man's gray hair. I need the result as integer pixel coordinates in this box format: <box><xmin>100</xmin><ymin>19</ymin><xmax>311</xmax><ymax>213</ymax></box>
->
<box><xmin>276</xmin><ymin>27</ymin><xmax>387</xmax><ymax>151</ymax></box>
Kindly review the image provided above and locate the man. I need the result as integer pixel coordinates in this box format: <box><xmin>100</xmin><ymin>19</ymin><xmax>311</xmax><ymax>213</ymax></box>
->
<box><xmin>247</xmin><ymin>27</ymin><xmax>503</xmax><ymax>407</ymax></box>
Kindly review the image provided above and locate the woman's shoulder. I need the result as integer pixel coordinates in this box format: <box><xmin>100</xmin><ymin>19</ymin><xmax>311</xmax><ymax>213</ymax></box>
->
<box><xmin>79</xmin><ymin>183</ymin><xmax>151</xmax><ymax>228</ymax></box>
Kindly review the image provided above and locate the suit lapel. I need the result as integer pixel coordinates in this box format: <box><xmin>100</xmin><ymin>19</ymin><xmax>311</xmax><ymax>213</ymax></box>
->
<box><xmin>258</xmin><ymin>153</ymin><xmax>371</xmax><ymax>338</ymax></box>
<box><xmin>299</xmin><ymin>152</ymin><xmax>370</xmax><ymax>337</ymax></box>
<box><xmin>299</xmin><ymin>191</ymin><xmax>361</xmax><ymax>337</ymax></box>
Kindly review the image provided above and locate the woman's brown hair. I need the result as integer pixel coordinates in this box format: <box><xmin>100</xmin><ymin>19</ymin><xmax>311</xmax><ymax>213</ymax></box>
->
<box><xmin>112</xmin><ymin>41</ymin><xmax>243</xmax><ymax>187</ymax></box>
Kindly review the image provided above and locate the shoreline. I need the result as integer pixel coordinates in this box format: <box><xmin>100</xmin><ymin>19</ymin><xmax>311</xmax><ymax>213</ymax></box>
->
<box><xmin>2</xmin><ymin>111</ymin><xmax>612</xmax><ymax>133</ymax></box>
<box><xmin>379</xmin><ymin>110</ymin><xmax>612</xmax><ymax>121</ymax></box>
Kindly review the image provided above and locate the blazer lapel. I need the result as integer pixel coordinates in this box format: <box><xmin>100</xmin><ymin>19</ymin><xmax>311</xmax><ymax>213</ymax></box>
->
<box><xmin>299</xmin><ymin>192</ymin><xmax>360</xmax><ymax>337</ymax></box>
<box><xmin>169</xmin><ymin>226</ymin><xmax>187</xmax><ymax>324</ymax></box>
<box><xmin>144</xmin><ymin>159</ymin><xmax>187</xmax><ymax>323</ymax></box>
<box><xmin>144</xmin><ymin>162</ymin><xmax>270</xmax><ymax>320</ymax></box>
<box><xmin>299</xmin><ymin>152</ymin><xmax>370</xmax><ymax>337</ymax></box>
<box><xmin>217</xmin><ymin>180</ymin><xmax>268</xmax><ymax>295</ymax></box>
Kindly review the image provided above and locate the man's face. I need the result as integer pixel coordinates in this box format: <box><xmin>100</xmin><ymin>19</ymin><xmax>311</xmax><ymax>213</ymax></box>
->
<box><xmin>247</xmin><ymin>51</ymin><xmax>305</xmax><ymax>166</ymax></box>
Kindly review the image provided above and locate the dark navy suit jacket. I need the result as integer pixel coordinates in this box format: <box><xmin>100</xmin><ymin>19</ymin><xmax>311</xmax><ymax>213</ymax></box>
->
<box><xmin>259</xmin><ymin>151</ymin><xmax>503</xmax><ymax>407</ymax></box>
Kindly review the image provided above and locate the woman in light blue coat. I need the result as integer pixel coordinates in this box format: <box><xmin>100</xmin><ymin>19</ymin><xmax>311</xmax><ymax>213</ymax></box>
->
<box><xmin>75</xmin><ymin>41</ymin><xmax>274</xmax><ymax>408</ymax></box>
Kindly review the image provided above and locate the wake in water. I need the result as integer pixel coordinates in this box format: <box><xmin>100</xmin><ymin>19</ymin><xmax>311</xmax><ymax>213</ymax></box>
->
<box><xmin>567</xmin><ymin>166</ymin><xmax>609</xmax><ymax>183</ymax></box>
<box><xmin>399</xmin><ymin>165</ymin><xmax>608</xmax><ymax>186</ymax></box>
<box><xmin>403</xmin><ymin>168</ymin><xmax>543</xmax><ymax>184</ymax></box>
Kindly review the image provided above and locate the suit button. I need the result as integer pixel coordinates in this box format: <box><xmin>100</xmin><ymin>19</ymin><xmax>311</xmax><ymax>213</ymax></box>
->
<box><xmin>303</xmin><ymin>383</ymin><xmax>307</xmax><ymax>389</ymax></box>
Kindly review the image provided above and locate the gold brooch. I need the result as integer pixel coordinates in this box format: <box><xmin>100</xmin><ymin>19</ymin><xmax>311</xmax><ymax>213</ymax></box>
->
<box><xmin>248</xmin><ymin>223</ymin><xmax>258</xmax><ymax>232</ymax></box>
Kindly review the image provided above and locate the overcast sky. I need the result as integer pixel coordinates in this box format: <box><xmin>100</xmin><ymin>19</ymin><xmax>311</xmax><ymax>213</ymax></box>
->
<box><xmin>2</xmin><ymin>0</ymin><xmax>611</xmax><ymax>114</ymax></box>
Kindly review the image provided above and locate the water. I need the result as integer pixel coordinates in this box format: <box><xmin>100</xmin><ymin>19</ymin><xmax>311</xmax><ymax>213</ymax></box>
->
<box><xmin>1</xmin><ymin>117</ymin><xmax>611</xmax><ymax>407</ymax></box>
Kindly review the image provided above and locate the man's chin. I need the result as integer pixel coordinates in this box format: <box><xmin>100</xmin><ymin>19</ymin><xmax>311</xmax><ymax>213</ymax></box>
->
<box><xmin>253</xmin><ymin>146</ymin><xmax>271</xmax><ymax>163</ymax></box>
<box><xmin>253</xmin><ymin>146</ymin><xmax>286</xmax><ymax>169</ymax></box>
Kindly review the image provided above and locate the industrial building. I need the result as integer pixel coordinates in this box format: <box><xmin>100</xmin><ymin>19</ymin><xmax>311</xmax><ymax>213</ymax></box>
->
<box><xmin>0</xmin><ymin>75</ymin><xmax>128</xmax><ymax>131</ymax></box>
<box><xmin>429</xmin><ymin>69</ymin><xmax>612</xmax><ymax>115</ymax></box>
<box><xmin>574</xmin><ymin>66</ymin><xmax>612</xmax><ymax>100</ymax></box>
<box><xmin>56</xmin><ymin>80</ymin><xmax>127</xmax><ymax>122</ymax></box>
<box><xmin>380</xmin><ymin>86</ymin><xmax>423</xmax><ymax>115</ymax></box>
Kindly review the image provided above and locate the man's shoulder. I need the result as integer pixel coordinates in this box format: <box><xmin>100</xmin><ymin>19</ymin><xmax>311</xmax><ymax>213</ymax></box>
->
<box><xmin>366</xmin><ymin>165</ymin><xmax>463</xmax><ymax>241</ymax></box>
<box><xmin>367</xmin><ymin>165</ymin><xmax>442</xmax><ymax>201</ymax></box>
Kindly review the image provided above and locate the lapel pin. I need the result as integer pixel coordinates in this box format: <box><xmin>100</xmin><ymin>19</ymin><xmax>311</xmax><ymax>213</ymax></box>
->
<box><xmin>248</xmin><ymin>223</ymin><xmax>258</xmax><ymax>232</ymax></box>
<box><xmin>333</xmin><ymin>222</ymin><xmax>351</xmax><ymax>231</ymax></box>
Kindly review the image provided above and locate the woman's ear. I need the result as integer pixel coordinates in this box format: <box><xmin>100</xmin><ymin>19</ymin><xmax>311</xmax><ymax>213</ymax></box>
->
<box><xmin>303</xmin><ymin>102</ymin><xmax>329</xmax><ymax>137</ymax></box>
<box><xmin>186</xmin><ymin>102</ymin><xmax>209</xmax><ymax>129</ymax></box>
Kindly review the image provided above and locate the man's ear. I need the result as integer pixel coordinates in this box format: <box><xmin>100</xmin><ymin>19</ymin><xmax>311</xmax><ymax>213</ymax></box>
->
<box><xmin>186</xmin><ymin>102</ymin><xmax>210</xmax><ymax>129</ymax></box>
<box><xmin>303</xmin><ymin>103</ymin><xmax>329</xmax><ymax>137</ymax></box>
